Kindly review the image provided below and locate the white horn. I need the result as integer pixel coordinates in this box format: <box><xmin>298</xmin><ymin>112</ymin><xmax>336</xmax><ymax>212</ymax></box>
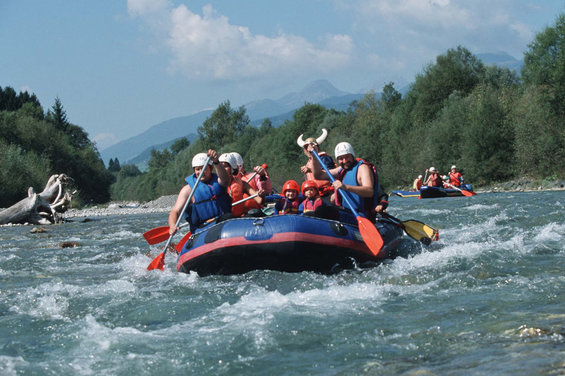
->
<box><xmin>297</xmin><ymin>134</ymin><xmax>306</xmax><ymax>147</ymax></box>
<box><xmin>316</xmin><ymin>128</ymin><xmax>328</xmax><ymax>145</ymax></box>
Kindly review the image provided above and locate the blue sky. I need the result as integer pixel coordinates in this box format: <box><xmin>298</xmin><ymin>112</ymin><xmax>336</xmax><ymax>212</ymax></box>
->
<box><xmin>1</xmin><ymin>0</ymin><xmax>564</xmax><ymax>150</ymax></box>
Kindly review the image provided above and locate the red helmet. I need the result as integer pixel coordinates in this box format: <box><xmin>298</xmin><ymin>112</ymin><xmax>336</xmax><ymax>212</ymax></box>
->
<box><xmin>282</xmin><ymin>180</ymin><xmax>299</xmax><ymax>195</ymax></box>
<box><xmin>301</xmin><ymin>180</ymin><xmax>318</xmax><ymax>195</ymax></box>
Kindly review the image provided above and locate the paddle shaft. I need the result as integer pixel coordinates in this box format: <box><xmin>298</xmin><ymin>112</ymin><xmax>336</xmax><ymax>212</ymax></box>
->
<box><xmin>245</xmin><ymin>163</ymin><xmax>268</xmax><ymax>183</ymax></box>
<box><xmin>444</xmin><ymin>181</ymin><xmax>474</xmax><ymax>196</ymax></box>
<box><xmin>311</xmin><ymin>150</ymin><xmax>362</xmax><ymax>218</ymax></box>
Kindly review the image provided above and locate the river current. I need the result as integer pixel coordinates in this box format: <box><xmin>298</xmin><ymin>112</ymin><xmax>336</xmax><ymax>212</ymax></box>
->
<box><xmin>1</xmin><ymin>191</ymin><xmax>564</xmax><ymax>375</ymax></box>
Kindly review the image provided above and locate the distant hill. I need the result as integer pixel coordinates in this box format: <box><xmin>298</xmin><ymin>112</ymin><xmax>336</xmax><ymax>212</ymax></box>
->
<box><xmin>477</xmin><ymin>51</ymin><xmax>523</xmax><ymax>73</ymax></box>
<box><xmin>100</xmin><ymin>80</ymin><xmax>363</xmax><ymax>166</ymax></box>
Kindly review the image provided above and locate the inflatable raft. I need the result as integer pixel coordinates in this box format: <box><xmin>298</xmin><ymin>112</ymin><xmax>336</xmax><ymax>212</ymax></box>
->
<box><xmin>176</xmin><ymin>214</ymin><xmax>404</xmax><ymax>276</ymax></box>
<box><xmin>392</xmin><ymin>184</ymin><xmax>474</xmax><ymax>198</ymax></box>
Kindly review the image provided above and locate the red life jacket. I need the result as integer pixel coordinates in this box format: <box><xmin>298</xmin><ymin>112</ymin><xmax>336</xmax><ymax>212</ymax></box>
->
<box><xmin>227</xmin><ymin>177</ymin><xmax>246</xmax><ymax>217</ymax></box>
<box><xmin>428</xmin><ymin>173</ymin><xmax>443</xmax><ymax>187</ymax></box>
<box><xmin>305</xmin><ymin>152</ymin><xmax>334</xmax><ymax>196</ymax></box>
<box><xmin>449</xmin><ymin>172</ymin><xmax>462</xmax><ymax>187</ymax></box>
<box><xmin>302</xmin><ymin>197</ymin><xmax>323</xmax><ymax>213</ymax></box>
<box><xmin>278</xmin><ymin>197</ymin><xmax>300</xmax><ymax>214</ymax></box>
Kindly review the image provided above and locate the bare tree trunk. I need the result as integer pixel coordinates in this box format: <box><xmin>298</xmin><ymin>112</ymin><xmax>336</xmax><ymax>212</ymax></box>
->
<box><xmin>0</xmin><ymin>174</ymin><xmax>76</xmax><ymax>225</ymax></box>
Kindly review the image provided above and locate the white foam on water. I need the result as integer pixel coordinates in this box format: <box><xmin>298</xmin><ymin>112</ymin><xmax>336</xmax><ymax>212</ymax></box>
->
<box><xmin>532</xmin><ymin>222</ymin><xmax>565</xmax><ymax>243</ymax></box>
<box><xmin>462</xmin><ymin>203</ymin><xmax>499</xmax><ymax>211</ymax></box>
<box><xmin>10</xmin><ymin>281</ymin><xmax>81</xmax><ymax>321</ymax></box>
<box><xmin>0</xmin><ymin>355</ymin><xmax>28</xmax><ymax>376</ymax></box>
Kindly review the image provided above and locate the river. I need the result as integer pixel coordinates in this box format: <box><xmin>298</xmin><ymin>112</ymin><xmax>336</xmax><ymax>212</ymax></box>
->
<box><xmin>1</xmin><ymin>191</ymin><xmax>564</xmax><ymax>375</ymax></box>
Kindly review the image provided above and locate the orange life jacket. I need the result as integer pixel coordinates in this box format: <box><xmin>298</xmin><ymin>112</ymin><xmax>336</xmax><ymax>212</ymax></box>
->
<box><xmin>227</xmin><ymin>177</ymin><xmax>245</xmax><ymax>217</ymax></box>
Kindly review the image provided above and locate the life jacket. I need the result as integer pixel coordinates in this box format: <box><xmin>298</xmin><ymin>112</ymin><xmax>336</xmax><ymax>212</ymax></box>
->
<box><xmin>301</xmin><ymin>197</ymin><xmax>323</xmax><ymax>213</ymax></box>
<box><xmin>449</xmin><ymin>172</ymin><xmax>462</xmax><ymax>187</ymax></box>
<box><xmin>184</xmin><ymin>173</ymin><xmax>231</xmax><ymax>229</ymax></box>
<box><xmin>428</xmin><ymin>173</ymin><xmax>443</xmax><ymax>187</ymax></box>
<box><xmin>227</xmin><ymin>177</ymin><xmax>247</xmax><ymax>217</ymax></box>
<box><xmin>335</xmin><ymin>159</ymin><xmax>385</xmax><ymax>220</ymax></box>
<box><xmin>276</xmin><ymin>197</ymin><xmax>301</xmax><ymax>215</ymax></box>
<box><xmin>305</xmin><ymin>152</ymin><xmax>335</xmax><ymax>196</ymax></box>
<box><xmin>413</xmin><ymin>178</ymin><xmax>422</xmax><ymax>191</ymax></box>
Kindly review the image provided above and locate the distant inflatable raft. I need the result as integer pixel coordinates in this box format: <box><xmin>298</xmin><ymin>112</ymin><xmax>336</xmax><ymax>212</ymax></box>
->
<box><xmin>176</xmin><ymin>214</ymin><xmax>404</xmax><ymax>276</ymax></box>
<box><xmin>392</xmin><ymin>184</ymin><xmax>474</xmax><ymax>198</ymax></box>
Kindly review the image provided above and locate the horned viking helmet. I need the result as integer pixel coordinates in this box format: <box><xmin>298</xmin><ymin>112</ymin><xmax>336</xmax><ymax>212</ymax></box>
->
<box><xmin>296</xmin><ymin>128</ymin><xmax>328</xmax><ymax>148</ymax></box>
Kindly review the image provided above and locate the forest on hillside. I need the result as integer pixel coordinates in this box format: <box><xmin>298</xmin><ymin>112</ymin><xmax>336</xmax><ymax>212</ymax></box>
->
<box><xmin>110</xmin><ymin>14</ymin><xmax>565</xmax><ymax>202</ymax></box>
<box><xmin>2</xmin><ymin>14</ymin><xmax>564</xmax><ymax>207</ymax></box>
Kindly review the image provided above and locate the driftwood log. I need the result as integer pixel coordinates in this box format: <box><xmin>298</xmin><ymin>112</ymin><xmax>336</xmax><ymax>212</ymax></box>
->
<box><xmin>0</xmin><ymin>174</ymin><xmax>76</xmax><ymax>225</ymax></box>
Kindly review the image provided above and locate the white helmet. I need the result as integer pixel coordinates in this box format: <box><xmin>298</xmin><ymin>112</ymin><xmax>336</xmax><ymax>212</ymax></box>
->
<box><xmin>231</xmin><ymin>152</ymin><xmax>244</xmax><ymax>170</ymax></box>
<box><xmin>451</xmin><ymin>165</ymin><xmax>457</xmax><ymax>170</ymax></box>
<box><xmin>219</xmin><ymin>153</ymin><xmax>237</xmax><ymax>170</ymax></box>
<box><xmin>335</xmin><ymin>142</ymin><xmax>355</xmax><ymax>158</ymax></box>
<box><xmin>191</xmin><ymin>152</ymin><xmax>211</xmax><ymax>168</ymax></box>
<box><xmin>418</xmin><ymin>175</ymin><xmax>423</xmax><ymax>179</ymax></box>
<box><xmin>429</xmin><ymin>166</ymin><xmax>436</xmax><ymax>172</ymax></box>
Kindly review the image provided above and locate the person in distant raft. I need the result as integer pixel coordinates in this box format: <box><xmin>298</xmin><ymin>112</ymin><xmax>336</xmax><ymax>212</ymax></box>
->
<box><xmin>448</xmin><ymin>165</ymin><xmax>463</xmax><ymax>187</ymax></box>
<box><xmin>413</xmin><ymin>175</ymin><xmax>423</xmax><ymax>191</ymax></box>
<box><xmin>308</xmin><ymin>141</ymin><xmax>388</xmax><ymax>222</ymax></box>
<box><xmin>424</xmin><ymin>167</ymin><xmax>443</xmax><ymax>187</ymax></box>
<box><xmin>168</xmin><ymin>149</ymin><xmax>232</xmax><ymax>234</ymax></box>
<box><xmin>298</xmin><ymin>128</ymin><xmax>336</xmax><ymax>203</ymax></box>
<box><xmin>219</xmin><ymin>153</ymin><xmax>265</xmax><ymax>217</ymax></box>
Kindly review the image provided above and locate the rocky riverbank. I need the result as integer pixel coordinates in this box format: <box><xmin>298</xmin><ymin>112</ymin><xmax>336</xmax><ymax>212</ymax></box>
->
<box><xmin>63</xmin><ymin>195</ymin><xmax>178</xmax><ymax>219</ymax></box>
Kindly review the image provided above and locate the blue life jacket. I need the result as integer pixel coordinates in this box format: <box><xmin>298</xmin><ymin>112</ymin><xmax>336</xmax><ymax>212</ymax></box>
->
<box><xmin>184</xmin><ymin>173</ymin><xmax>231</xmax><ymax>229</ymax></box>
<box><xmin>336</xmin><ymin>159</ymin><xmax>381</xmax><ymax>219</ymax></box>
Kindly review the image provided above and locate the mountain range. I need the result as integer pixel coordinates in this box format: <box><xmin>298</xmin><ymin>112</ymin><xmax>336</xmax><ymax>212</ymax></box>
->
<box><xmin>100</xmin><ymin>52</ymin><xmax>523</xmax><ymax>167</ymax></box>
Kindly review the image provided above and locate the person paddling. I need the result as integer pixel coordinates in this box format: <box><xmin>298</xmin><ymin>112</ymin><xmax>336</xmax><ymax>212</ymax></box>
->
<box><xmin>308</xmin><ymin>141</ymin><xmax>388</xmax><ymax>222</ymax></box>
<box><xmin>219</xmin><ymin>153</ymin><xmax>265</xmax><ymax>217</ymax></box>
<box><xmin>168</xmin><ymin>150</ymin><xmax>231</xmax><ymax>234</ymax></box>
<box><xmin>448</xmin><ymin>165</ymin><xmax>463</xmax><ymax>187</ymax></box>
<box><xmin>231</xmin><ymin>152</ymin><xmax>272</xmax><ymax>195</ymax></box>
<box><xmin>413</xmin><ymin>175</ymin><xmax>423</xmax><ymax>191</ymax></box>
<box><xmin>424</xmin><ymin>167</ymin><xmax>443</xmax><ymax>187</ymax></box>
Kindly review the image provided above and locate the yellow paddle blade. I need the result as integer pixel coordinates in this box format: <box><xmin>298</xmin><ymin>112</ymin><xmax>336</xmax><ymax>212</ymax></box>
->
<box><xmin>402</xmin><ymin>220</ymin><xmax>438</xmax><ymax>245</ymax></box>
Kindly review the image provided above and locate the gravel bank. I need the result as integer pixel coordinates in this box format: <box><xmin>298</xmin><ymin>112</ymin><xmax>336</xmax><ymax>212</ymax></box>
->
<box><xmin>63</xmin><ymin>195</ymin><xmax>177</xmax><ymax>219</ymax></box>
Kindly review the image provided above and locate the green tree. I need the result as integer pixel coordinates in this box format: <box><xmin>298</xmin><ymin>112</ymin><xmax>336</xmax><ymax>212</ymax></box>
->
<box><xmin>197</xmin><ymin>101</ymin><xmax>249</xmax><ymax>149</ymax></box>
<box><xmin>46</xmin><ymin>97</ymin><xmax>69</xmax><ymax>132</ymax></box>
<box><xmin>170</xmin><ymin>137</ymin><xmax>190</xmax><ymax>155</ymax></box>
<box><xmin>522</xmin><ymin>13</ymin><xmax>565</xmax><ymax>117</ymax></box>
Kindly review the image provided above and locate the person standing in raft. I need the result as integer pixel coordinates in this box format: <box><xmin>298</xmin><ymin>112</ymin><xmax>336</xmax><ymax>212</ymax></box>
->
<box><xmin>448</xmin><ymin>165</ymin><xmax>463</xmax><ymax>187</ymax></box>
<box><xmin>274</xmin><ymin>180</ymin><xmax>302</xmax><ymax>215</ymax></box>
<box><xmin>299</xmin><ymin>180</ymin><xmax>325</xmax><ymax>215</ymax></box>
<box><xmin>424</xmin><ymin>167</ymin><xmax>443</xmax><ymax>187</ymax></box>
<box><xmin>298</xmin><ymin>128</ymin><xmax>336</xmax><ymax>203</ymax></box>
<box><xmin>308</xmin><ymin>141</ymin><xmax>388</xmax><ymax>222</ymax></box>
<box><xmin>219</xmin><ymin>153</ymin><xmax>265</xmax><ymax>217</ymax></box>
<box><xmin>413</xmin><ymin>175</ymin><xmax>423</xmax><ymax>191</ymax></box>
<box><xmin>168</xmin><ymin>150</ymin><xmax>232</xmax><ymax>234</ymax></box>
<box><xmin>231</xmin><ymin>152</ymin><xmax>272</xmax><ymax>195</ymax></box>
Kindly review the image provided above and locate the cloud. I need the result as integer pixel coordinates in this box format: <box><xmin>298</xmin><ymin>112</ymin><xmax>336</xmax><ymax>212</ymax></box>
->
<box><xmin>128</xmin><ymin>1</ymin><xmax>353</xmax><ymax>80</ymax></box>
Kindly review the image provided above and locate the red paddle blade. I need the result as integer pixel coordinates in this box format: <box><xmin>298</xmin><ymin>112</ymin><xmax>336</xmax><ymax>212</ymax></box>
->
<box><xmin>174</xmin><ymin>231</ymin><xmax>192</xmax><ymax>253</ymax></box>
<box><xmin>357</xmin><ymin>216</ymin><xmax>384</xmax><ymax>257</ymax></box>
<box><xmin>461</xmin><ymin>189</ymin><xmax>476</xmax><ymax>197</ymax></box>
<box><xmin>147</xmin><ymin>252</ymin><xmax>165</xmax><ymax>271</ymax></box>
<box><xmin>143</xmin><ymin>226</ymin><xmax>170</xmax><ymax>245</ymax></box>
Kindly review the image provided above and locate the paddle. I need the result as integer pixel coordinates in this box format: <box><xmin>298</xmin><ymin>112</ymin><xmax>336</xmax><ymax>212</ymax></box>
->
<box><xmin>444</xmin><ymin>181</ymin><xmax>476</xmax><ymax>197</ymax></box>
<box><xmin>172</xmin><ymin>193</ymin><xmax>261</xmax><ymax>253</ymax></box>
<box><xmin>311</xmin><ymin>149</ymin><xmax>384</xmax><ymax>257</ymax></box>
<box><xmin>381</xmin><ymin>212</ymin><xmax>438</xmax><ymax>245</ymax></box>
<box><xmin>147</xmin><ymin>156</ymin><xmax>211</xmax><ymax>271</ymax></box>
<box><xmin>143</xmin><ymin>223</ymin><xmax>189</xmax><ymax>245</ymax></box>
<box><xmin>245</xmin><ymin>163</ymin><xmax>268</xmax><ymax>183</ymax></box>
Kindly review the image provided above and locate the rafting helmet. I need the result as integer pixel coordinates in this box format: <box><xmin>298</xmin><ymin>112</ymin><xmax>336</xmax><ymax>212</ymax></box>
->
<box><xmin>219</xmin><ymin>153</ymin><xmax>237</xmax><ymax>173</ymax></box>
<box><xmin>451</xmin><ymin>165</ymin><xmax>457</xmax><ymax>170</ymax></box>
<box><xmin>429</xmin><ymin>166</ymin><xmax>436</xmax><ymax>172</ymax></box>
<box><xmin>334</xmin><ymin>142</ymin><xmax>355</xmax><ymax>159</ymax></box>
<box><xmin>282</xmin><ymin>180</ymin><xmax>300</xmax><ymax>195</ymax></box>
<box><xmin>191</xmin><ymin>152</ymin><xmax>212</xmax><ymax>168</ymax></box>
<box><xmin>301</xmin><ymin>180</ymin><xmax>318</xmax><ymax>195</ymax></box>
<box><xmin>232</xmin><ymin>152</ymin><xmax>244</xmax><ymax>170</ymax></box>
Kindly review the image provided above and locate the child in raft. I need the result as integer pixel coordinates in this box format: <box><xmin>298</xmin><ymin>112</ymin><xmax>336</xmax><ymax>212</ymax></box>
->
<box><xmin>299</xmin><ymin>180</ymin><xmax>325</xmax><ymax>215</ymax></box>
<box><xmin>274</xmin><ymin>180</ymin><xmax>302</xmax><ymax>215</ymax></box>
